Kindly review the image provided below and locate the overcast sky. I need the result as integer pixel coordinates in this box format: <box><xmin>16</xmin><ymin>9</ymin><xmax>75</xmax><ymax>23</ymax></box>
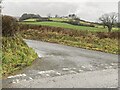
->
<box><xmin>2</xmin><ymin>0</ymin><xmax>119</xmax><ymax>22</ymax></box>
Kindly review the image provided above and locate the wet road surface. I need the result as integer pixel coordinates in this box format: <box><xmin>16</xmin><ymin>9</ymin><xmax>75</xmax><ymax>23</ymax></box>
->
<box><xmin>2</xmin><ymin>39</ymin><xmax>118</xmax><ymax>88</ymax></box>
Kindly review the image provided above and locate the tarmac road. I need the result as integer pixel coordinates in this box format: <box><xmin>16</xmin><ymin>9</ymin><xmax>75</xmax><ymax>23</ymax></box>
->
<box><xmin>2</xmin><ymin>39</ymin><xmax>118</xmax><ymax>88</ymax></box>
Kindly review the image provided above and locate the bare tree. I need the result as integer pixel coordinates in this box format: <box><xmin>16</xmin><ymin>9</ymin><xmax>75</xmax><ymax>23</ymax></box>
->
<box><xmin>99</xmin><ymin>12</ymin><xmax>117</xmax><ymax>32</ymax></box>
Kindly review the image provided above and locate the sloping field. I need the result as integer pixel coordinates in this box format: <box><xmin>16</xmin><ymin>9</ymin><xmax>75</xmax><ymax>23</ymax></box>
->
<box><xmin>22</xmin><ymin>21</ymin><xmax>117</xmax><ymax>32</ymax></box>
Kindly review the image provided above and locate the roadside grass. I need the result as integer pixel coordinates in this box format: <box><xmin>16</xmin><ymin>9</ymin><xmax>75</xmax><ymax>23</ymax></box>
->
<box><xmin>2</xmin><ymin>36</ymin><xmax>38</xmax><ymax>77</ymax></box>
<box><xmin>20</xmin><ymin>25</ymin><xmax>119</xmax><ymax>54</ymax></box>
<box><xmin>21</xmin><ymin>21</ymin><xmax>119</xmax><ymax>32</ymax></box>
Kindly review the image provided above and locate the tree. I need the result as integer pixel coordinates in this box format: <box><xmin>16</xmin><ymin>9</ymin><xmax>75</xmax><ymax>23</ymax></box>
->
<box><xmin>72</xmin><ymin>14</ymin><xmax>76</xmax><ymax>18</ymax></box>
<box><xmin>19</xmin><ymin>13</ymin><xmax>28</xmax><ymax>21</ymax></box>
<box><xmin>68</xmin><ymin>14</ymin><xmax>76</xmax><ymax>19</ymax></box>
<box><xmin>99</xmin><ymin>12</ymin><xmax>117</xmax><ymax>32</ymax></box>
<box><xmin>68</xmin><ymin>18</ymin><xmax>80</xmax><ymax>25</ymax></box>
<box><xmin>55</xmin><ymin>14</ymin><xmax>59</xmax><ymax>18</ymax></box>
<box><xmin>19</xmin><ymin>13</ymin><xmax>41</xmax><ymax>21</ymax></box>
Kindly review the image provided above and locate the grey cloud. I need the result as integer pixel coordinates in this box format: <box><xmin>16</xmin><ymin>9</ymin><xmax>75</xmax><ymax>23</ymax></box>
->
<box><xmin>2</xmin><ymin>1</ymin><xmax>118</xmax><ymax>22</ymax></box>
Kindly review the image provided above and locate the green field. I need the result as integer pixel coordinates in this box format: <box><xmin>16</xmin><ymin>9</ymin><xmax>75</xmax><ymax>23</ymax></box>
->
<box><xmin>24</xmin><ymin>17</ymin><xmax>95</xmax><ymax>27</ymax></box>
<box><xmin>50</xmin><ymin>18</ymin><xmax>69</xmax><ymax>22</ymax></box>
<box><xmin>50</xmin><ymin>18</ymin><xmax>92</xmax><ymax>25</ymax></box>
<box><xmin>22</xmin><ymin>21</ymin><xmax>118</xmax><ymax>32</ymax></box>
<box><xmin>23</xmin><ymin>18</ymin><xmax>38</xmax><ymax>22</ymax></box>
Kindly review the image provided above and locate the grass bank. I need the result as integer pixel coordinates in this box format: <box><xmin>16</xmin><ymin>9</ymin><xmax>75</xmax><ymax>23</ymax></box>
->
<box><xmin>2</xmin><ymin>36</ymin><xmax>38</xmax><ymax>76</ymax></box>
<box><xmin>20</xmin><ymin>25</ymin><xmax>119</xmax><ymax>54</ymax></box>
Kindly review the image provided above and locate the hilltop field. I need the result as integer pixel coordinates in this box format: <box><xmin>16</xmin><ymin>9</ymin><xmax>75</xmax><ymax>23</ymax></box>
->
<box><xmin>21</xmin><ymin>18</ymin><xmax>119</xmax><ymax>32</ymax></box>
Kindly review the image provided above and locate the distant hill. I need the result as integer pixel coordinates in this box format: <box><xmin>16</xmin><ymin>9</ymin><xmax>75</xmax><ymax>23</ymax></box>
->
<box><xmin>19</xmin><ymin>13</ymin><xmax>41</xmax><ymax>21</ymax></box>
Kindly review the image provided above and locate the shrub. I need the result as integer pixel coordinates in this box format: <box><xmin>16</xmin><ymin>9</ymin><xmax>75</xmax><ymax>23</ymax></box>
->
<box><xmin>20</xmin><ymin>24</ymin><xmax>118</xmax><ymax>39</ymax></box>
<box><xmin>63</xmin><ymin>19</ymin><xmax>95</xmax><ymax>27</ymax></box>
<box><xmin>68</xmin><ymin>19</ymin><xmax>80</xmax><ymax>25</ymax></box>
<box><xmin>117</xmin><ymin>23</ymin><xmax>120</xmax><ymax>28</ymax></box>
<box><xmin>2</xmin><ymin>15</ymin><xmax>19</xmax><ymax>37</ymax></box>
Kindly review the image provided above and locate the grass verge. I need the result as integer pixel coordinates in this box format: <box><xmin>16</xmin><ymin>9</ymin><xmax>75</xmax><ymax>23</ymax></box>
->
<box><xmin>2</xmin><ymin>36</ymin><xmax>38</xmax><ymax>77</ymax></box>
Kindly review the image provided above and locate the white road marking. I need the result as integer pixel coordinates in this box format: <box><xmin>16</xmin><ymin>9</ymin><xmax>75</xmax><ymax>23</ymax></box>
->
<box><xmin>56</xmin><ymin>72</ymin><xmax>61</xmax><ymax>75</ymax></box>
<box><xmin>38</xmin><ymin>70</ymin><xmax>55</xmax><ymax>74</ymax></box>
<box><xmin>62</xmin><ymin>68</ymin><xmax>69</xmax><ymax>71</ymax></box>
<box><xmin>29</xmin><ymin>77</ymin><xmax>33</xmax><ymax>80</ymax></box>
<box><xmin>78</xmin><ymin>70</ymin><xmax>83</xmax><ymax>72</ymax></box>
<box><xmin>81</xmin><ymin>66</ymin><xmax>86</xmax><ymax>68</ymax></box>
<box><xmin>7</xmin><ymin>74</ymin><xmax>26</xmax><ymax>79</ymax></box>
